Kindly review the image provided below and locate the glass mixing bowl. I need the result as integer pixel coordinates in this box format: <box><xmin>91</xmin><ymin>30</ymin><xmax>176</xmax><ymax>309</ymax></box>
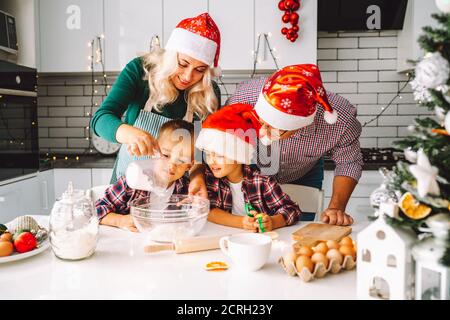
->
<box><xmin>130</xmin><ymin>194</ymin><xmax>210</xmax><ymax>243</ymax></box>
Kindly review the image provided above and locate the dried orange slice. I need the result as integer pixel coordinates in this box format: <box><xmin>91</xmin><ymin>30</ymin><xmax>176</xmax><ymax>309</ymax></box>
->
<box><xmin>204</xmin><ymin>261</ymin><xmax>229</xmax><ymax>272</ymax></box>
<box><xmin>399</xmin><ymin>192</ymin><xmax>432</xmax><ymax>220</ymax></box>
<box><xmin>432</xmin><ymin>129</ymin><xmax>449</xmax><ymax>136</ymax></box>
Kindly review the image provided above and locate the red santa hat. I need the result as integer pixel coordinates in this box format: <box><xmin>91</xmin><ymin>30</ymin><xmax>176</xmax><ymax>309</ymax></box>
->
<box><xmin>195</xmin><ymin>104</ymin><xmax>261</xmax><ymax>164</ymax></box>
<box><xmin>254</xmin><ymin>64</ymin><xmax>338</xmax><ymax>131</ymax></box>
<box><xmin>165</xmin><ymin>13</ymin><xmax>221</xmax><ymax>76</ymax></box>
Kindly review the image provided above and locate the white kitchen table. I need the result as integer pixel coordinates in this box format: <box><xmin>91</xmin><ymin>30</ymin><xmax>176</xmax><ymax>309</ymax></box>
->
<box><xmin>0</xmin><ymin>216</ymin><xmax>369</xmax><ymax>300</ymax></box>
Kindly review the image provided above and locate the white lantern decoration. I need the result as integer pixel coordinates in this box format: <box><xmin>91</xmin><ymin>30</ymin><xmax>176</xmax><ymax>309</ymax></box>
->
<box><xmin>357</xmin><ymin>201</ymin><xmax>416</xmax><ymax>300</ymax></box>
<box><xmin>412</xmin><ymin>213</ymin><xmax>450</xmax><ymax>300</ymax></box>
<box><xmin>435</xmin><ymin>0</ymin><xmax>450</xmax><ymax>13</ymax></box>
<box><xmin>445</xmin><ymin>111</ymin><xmax>450</xmax><ymax>134</ymax></box>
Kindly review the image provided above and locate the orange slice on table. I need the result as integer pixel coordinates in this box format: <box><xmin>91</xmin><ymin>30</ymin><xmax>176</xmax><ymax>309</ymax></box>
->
<box><xmin>399</xmin><ymin>192</ymin><xmax>432</xmax><ymax>220</ymax></box>
<box><xmin>204</xmin><ymin>261</ymin><xmax>229</xmax><ymax>272</ymax></box>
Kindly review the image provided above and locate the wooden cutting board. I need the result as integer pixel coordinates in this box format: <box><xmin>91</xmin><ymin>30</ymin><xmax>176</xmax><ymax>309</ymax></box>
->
<box><xmin>292</xmin><ymin>223</ymin><xmax>352</xmax><ymax>247</ymax></box>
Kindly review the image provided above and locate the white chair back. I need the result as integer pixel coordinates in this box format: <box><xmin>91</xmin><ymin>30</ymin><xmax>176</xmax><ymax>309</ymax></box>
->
<box><xmin>281</xmin><ymin>184</ymin><xmax>324</xmax><ymax>221</ymax></box>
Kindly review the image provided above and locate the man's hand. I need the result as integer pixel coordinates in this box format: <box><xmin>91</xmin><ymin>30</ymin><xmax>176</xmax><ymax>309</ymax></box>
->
<box><xmin>320</xmin><ymin>208</ymin><xmax>353</xmax><ymax>226</ymax></box>
<box><xmin>117</xmin><ymin>215</ymin><xmax>138</xmax><ymax>232</ymax></box>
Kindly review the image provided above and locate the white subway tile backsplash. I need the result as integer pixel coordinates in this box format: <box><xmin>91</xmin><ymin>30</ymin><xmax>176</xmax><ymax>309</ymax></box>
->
<box><xmin>47</xmin><ymin>86</ymin><xmax>84</xmax><ymax>96</ymax></box>
<box><xmin>359</xmin><ymin>37</ymin><xmax>397</xmax><ymax>48</ymax></box>
<box><xmin>378</xmin><ymin>71</ymin><xmax>408</xmax><ymax>82</ymax></box>
<box><xmin>357</xmin><ymin>104</ymin><xmax>398</xmax><ymax>115</ymax></box>
<box><xmin>48</xmin><ymin>106</ymin><xmax>85</xmax><ymax>117</ymax></box>
<box><xmin>379</xmin><ymin>48</ymin><xmax>397</xmax><ymax>59</ymax></box>
<box><xmin>324</xmin><ymin>82</ymin><xmax>357</xmax><ymax>93</ymax></box>
<box><xmin>319</xmin><ymin>60</ymin><xmax>358</xmax><ymax>71</ymax></box>
<box><xmin>318</xmin><ymin>49</ymin><xmax>338</xmax><ymax>60</ymax></box>
<box><xmin>49</xmin><ymin>128</ymin><xmax>84</xmax><ymax>138</ymax></box>
<box><xmin>36</xmin><ymin>31</ymin><xmax>423</xmax><ymax>153</ymax></box>
<box><xmin>338</xmin><ymin>49</ymin><xmax>378</xmax><ymax>60</ymax></box>
<box><xmin>362</xmin><ymin>127</ymin><xmax>397</xmax><ymax>137</ymax></box>
<box><xmin>338</xmin><ymin>71</ymin><xmax>378</xmax><ymax>82</ymax></box>
<box><xmin>359</xmin><ymin>59</ymin><xmax>397</xmax><ymax>71</ymax></box>
<box><xmin>358</xmin><ymin>82</ymin><xmax>399</xmax><ymax>93</ymax></box>
<box><xmin>318</xmin><ymin>37</ymin><xmax>358</xmax><ymax>49</ymax></box>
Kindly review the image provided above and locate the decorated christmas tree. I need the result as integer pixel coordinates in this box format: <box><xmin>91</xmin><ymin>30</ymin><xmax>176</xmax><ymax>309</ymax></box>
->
<box><xmin>379</xmin><ymin>4</ymin><xmax>450</xmax><ymax>265</ymax></box>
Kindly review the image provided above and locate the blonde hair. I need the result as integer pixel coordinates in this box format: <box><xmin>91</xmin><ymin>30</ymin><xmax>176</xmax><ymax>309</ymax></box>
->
<box><xmin>141</xmin><ymin>48</ymin><xmax>218</xmax><ymax>120</ymax></box>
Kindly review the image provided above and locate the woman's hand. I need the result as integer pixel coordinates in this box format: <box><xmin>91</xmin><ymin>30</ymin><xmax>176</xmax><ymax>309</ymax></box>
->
<box><xmin>116</xmin><ymin>124</ymin><xmax>161</xmax><ymax>157</ymax></box>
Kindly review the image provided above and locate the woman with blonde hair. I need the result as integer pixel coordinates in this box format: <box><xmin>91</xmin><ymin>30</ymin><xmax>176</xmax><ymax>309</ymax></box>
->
<box><xmin>91</xmin><ymin>13</ymin><xmax>221</xmax><ymax>191</ymax></box>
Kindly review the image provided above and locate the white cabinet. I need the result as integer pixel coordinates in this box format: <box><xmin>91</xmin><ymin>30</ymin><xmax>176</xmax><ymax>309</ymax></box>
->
<box><xmin>38</xmin><ymin>0</ymin><xmax>104</xmax><ymax>72</ymax></box>
<box><xmin>0</xmin><ymin>175</ymin><xmax>40</xmax><ymax>222</ymax></box>
<box><xmin>254</xmin><ymin>0</ymin><xmax>317</xmax><ymax>69</ymax></box>
<box><xmin>91</xmin><ymin>168</ymin><xmax>113</xmax><ymax>186</ymax></box>
<box><xmin>36</xmin><ymin>170</ymin><xmax>55</xmax><ymax>215</ymax></box>
<box><xmin>163</xmin><ymin>0</ymin><xmax>208</xmax><ymax>46</ymax></box>
<box><xmin>397</xmin><ymin>0</ymin><xmax>440</xmax><ymax>72</ymax></box>
<box><xmin>104</xmin><ymin>0</ymin><xmax>163</xmax><ymax>72</ymax></box>
<box><xmin>208</xmin><ymin>0</ymin><xmax>254</xmax><ymax>70</ymax></box>
<box><xmin>323</xmin><ymin>170</ymin><xmax>382</xmax><ymax>221</ymax></box>
<box><xmin>53</xmin><ymin>168</ymin><xmax>92</xmax><ymax>199</ymax></box>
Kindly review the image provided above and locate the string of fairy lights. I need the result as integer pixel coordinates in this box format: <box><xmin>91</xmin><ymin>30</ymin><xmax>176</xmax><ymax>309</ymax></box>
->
<box><xmin>45</xmin><ymin>34</ymin><xmax>109</xmax><ymax>162</ymax></box>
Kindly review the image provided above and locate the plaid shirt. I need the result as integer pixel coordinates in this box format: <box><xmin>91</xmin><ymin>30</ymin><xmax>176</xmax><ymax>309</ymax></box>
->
<box><xmin>227</xmin><ymin>76</ymin><xmax>364</xmax><ymax>183</ymax></box>
<box><xmin>205</xmin><ymin>165</ymin><xmax>301</xmax><ymax>225</ymax></box>
<box><xmin>95</xmin><ymin>175</ymin><xmax>189</xmax><ymax>219</ymax></box>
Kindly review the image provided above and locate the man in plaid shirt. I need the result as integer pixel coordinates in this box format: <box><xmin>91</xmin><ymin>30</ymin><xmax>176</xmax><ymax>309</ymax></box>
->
<box><xmin>227</xmin><ymin>64</ymin><xmax>363</xmax><ymax>226</ymax></box>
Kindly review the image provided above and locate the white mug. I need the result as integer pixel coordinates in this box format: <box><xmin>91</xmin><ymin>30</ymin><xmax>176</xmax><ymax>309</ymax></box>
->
<box><xmin>219</xmin><ymin>233</ymin><xmax>272</xmax><ymax>271</ymax></box>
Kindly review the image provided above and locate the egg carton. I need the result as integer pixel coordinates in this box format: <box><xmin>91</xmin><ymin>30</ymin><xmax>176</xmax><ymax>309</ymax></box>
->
<box><xmin>278</xmin><ymin>255</ymin><xmax>356</xmax><ymax>282</ymax></box>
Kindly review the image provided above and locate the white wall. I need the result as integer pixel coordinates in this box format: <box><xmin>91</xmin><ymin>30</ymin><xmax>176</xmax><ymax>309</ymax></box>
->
<box><xmin>0</xmin><ymin>0</ymin><xmax>36</xmax><ymax>68</ymax></box>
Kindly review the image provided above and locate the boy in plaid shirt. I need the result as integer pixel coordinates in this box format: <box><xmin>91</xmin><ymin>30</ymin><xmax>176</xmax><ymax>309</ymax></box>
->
<box><xmin>195</xmin><ymin>104</ymin><xmax>301</xmax><ymax>232</ymax></box>
<box><xmin>95</xmin><ymin>120</ymin><xmax>194</xmax><ymax>231</ymax></box>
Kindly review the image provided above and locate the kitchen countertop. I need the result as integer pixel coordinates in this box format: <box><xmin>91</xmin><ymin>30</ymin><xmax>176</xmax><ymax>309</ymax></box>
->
<box><xmin>0</xmin><ymin>216</ymin><xmax>369</xmax><ymax>300</ymax></box>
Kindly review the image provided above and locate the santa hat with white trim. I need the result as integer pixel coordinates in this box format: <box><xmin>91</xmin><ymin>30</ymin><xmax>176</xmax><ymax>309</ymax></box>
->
<box><xmin>195</xmin><ymin>104</ymin><xmax>261</xmax><ymax>165</ymax></box>
<box><xmin>254</xmin><ymin>64</ymin><xmax>338</xmax><ymax>131</ymax></box>
<box><xmin>165</xmin><ymin>12</ymin><xmax>221</xmax><ymax>76</ymax></box>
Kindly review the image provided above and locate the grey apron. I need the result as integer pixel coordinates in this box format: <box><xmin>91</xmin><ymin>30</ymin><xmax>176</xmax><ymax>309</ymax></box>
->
<box><xmin>111</xmin><ymin>101</ymin><xmax>194</xmax><ymax>183</ymax></box>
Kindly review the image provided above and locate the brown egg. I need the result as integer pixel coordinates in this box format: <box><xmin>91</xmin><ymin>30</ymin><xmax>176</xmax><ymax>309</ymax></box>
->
<box><xmin>283</xmin><ymin>250</ymin><xmax>298</xmax><ymax>266</ymax></box>
<box><xmin>313</xmin><ymin>242</ymin><xmax>328</xmax><ymax>255</ymax></box>
<box><xmin>0</xmin><ymin>241</ymin><xmax>14</xmax><ymax>257</ymax></box>
<box><xmin>295</xmin><ymin>255</ymin><xmax>314</xmax><ymax>273</ymax></box>
<box><xmin>311</xmin><ymin>252</ymin><xmax>329</xmax><ymax>267</ymax></box>
<box><xmin>326</xmin><ymin>240</ymin><xmax>339</xmax><ymax>250</ymax></box>
<box><xmin>326</xmin><ymin>249</ymin><xmax>344</xmax><ymax>265</ymax></box>
<box><xmin>339</xmin><ymin>245</ymin><xmax>356</xmax><ymax>260</ymax></box>
<box><xmin>297</xmin><ymin>245</ymin><xmax>314</xmax><ymax>257</ymax></box>
<box><xmin>0</xmin><ymin>232</ymin><xmax>12</xmax><ymax>242</ymax></box>
<box><xmin>339</xmin><ymin>236</ymin><xmax>353</xmax><ymax>246</ymax></box>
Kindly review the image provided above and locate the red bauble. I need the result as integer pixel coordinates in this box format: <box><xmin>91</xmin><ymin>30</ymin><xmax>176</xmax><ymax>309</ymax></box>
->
<box><xmin>287</xmin><ymin>28</ymin><xmax>296</xmax><ymax>37</ymax></box>
<box><xmin>278</xmin><ymin>0</ymin><xmax>286</xmax><ymax>11</ymax></box>
<box><xmin>285</xmin><ymin>0</ymin><xmax>294</xmax><ymax>9</ymax></box>
<box><xmin>292</xmin><ymin>25</ymin><xmax>299</xmax><ymax>32</ymax></box>
<box><xmin>291</xmin><ymin>1</ymin><xmax>300</xmax><ymax>10</ymax></box>
<box><xmin>281</xmin><ymin>27</ymin><xmax>288</xmax><ymax>35</ymax></box>
<box><xmin>282</xmin><ymin>13</ymin><xmax>291</xmax><ymax>23</ymax></box>
<box><xmin>290</xmin><ymin>12</ymin><xmax>299</xmax><ymax>24</ymax></box>
<box><xmin>290</xmin><ymin>38</ymin><xmax>296</xmax><ymax>43</ymax></box>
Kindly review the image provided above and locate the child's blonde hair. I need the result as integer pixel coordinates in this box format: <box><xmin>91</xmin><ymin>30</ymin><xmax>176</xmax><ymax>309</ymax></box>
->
<box><xmin>141</xmin><ymin>48</ymin><xmax>218</xmax><ymax>120</ymax></box>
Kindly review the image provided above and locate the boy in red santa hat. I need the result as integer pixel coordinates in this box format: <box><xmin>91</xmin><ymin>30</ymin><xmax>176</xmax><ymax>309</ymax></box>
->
<box><xmin>195</xmin><ymin>104</ymin><xmax>301</xmax><ymax>232</ymax></box>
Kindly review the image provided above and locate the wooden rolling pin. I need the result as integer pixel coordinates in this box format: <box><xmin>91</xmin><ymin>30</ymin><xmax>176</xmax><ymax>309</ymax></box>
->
<box><xmin>144</xmin><ymin>234</ymin><xmax>226</xmax><ymax>254</ymax></box>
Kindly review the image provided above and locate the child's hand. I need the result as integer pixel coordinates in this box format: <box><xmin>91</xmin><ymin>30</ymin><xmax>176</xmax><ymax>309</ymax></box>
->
<box><xmin>117</xmin><ymin>215</ymin><xmax>138</xmax><ymax>232</ymax></box>
<box><xmin>253</xmin><ymin>214</ymin><xmax>273</xmax><ymax>232</ymax></box>
<box><xmin>242</xmin><ymin>216</ymin><xmax>257</xmax><ymax>232</ymax></box>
